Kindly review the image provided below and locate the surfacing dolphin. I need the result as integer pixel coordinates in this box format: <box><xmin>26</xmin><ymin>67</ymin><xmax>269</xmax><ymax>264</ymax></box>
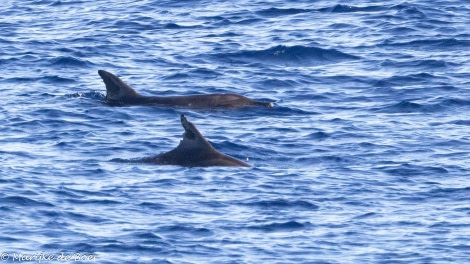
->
<box><xmin>139</xmin><ymin>114</ymin><xmax>250</xmax><ymax>167</ymax></box>
<box><xmin>98</xmin><ymin>70</ymin><xmax>273</xmax><ymax>109</ymax></box>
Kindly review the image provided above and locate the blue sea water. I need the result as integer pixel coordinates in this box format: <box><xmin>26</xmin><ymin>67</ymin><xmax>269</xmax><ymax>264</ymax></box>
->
<box><xmin>1</xmin><ymin>0</ymin><xmax>470</xmax><ymax>263</ymax></box>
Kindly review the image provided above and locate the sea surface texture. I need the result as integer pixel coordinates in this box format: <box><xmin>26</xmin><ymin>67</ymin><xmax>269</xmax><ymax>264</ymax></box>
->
<box><xmin>1</xmin><ymin>0</ymin><xmax>470</xmax><ymax>263</ymax></box>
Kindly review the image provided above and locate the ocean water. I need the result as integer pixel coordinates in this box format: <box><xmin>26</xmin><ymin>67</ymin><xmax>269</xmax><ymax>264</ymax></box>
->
<box><xmin>1</xmin><ymin>0</ymin><xmax>470</xmax><ymax>263</ymax></box>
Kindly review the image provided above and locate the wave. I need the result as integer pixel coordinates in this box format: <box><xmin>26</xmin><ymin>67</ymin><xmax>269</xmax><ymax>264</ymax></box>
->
<box><xmin>157</xmin><ymin>225</ymin><xmax>214</xmax><ymax>237</ymax></box>
<box><xmin>308</xmin><ymin>131</ymin><xmax>331</xmax><ymax>140</ymax></box>
<box><xmin>353</xmin><ymin>212</ymin><xmax>377</xmax><ymax>220</ymax></box>
<box><xmin>373</xmin><ymin>98</ymin><xmax>470</xmax><ymax>113</ymax></box>
<box><xmin>438</xmin><ymin>98</ymin><xmax>470</xmax><ymax>107</ymax></box>
<box><xmin>112</xmin><ymin>20</ymin><xmax>156</xmax><ymax>31</ymax></box>
<box><xmin>41</xmin><ymin>242</ymin><xmax>95</xmax><ymax>252</ymax></box>
<box><xmin>65</xmin><ymin>211</ymin><xmax>108</xmax><ymax>223</ymax></box>
<box><xmin>317</xmin><ymin>4</ymin><xmax>386</xmax><ymax>13</ymax></box>
<box><xmin>379</xmin><ymin>163</ymin><xmax>448</xmax><ymax>176</ymax></box>
<box><xmin>111</xmin><ymin>19</ymin><xmax>202</xmax><ymax>31</ymax></box>
<box><xmin>66</xmin><ymin>91</ymin><xmax>105</xmax><ymax>100</ymax></box>
<box><xmin>256</xmin><ymin>78</ymin><xmax>299</xmax><ymax>88</ymax></box>
<box><xmin>49</xmin><ymin>56</ymin><xmax>93</xmax><ymax>68</ymax></box>
<box><xmin>139</xmin><ymin>201</ymin><xmax>167</xmax><ymax>210</ymax></box>
<box><xmin>213</xmin><ymin>45</ymin><xmax>359</xmax><ymax>66</ymax></box>
<box><xmin>400</xmin><ymin>186</ymin><xmax>470</xmax><ymax>203</ymax></box>
<box><xmin>380</xmin><ymin>38</ymin><xmax>470</xmax><ymax>50</ymax></box>
<box><xmin>393</xmin><ymin>4</ymin><xmax>427</xmax><ymax>19</ymax></box>
<box><xmin>380</xmin><ymin>59</ymin><xmax>455</xmax><ymax>69</ymax></box>
<box><xmin>211</xmin><ymin>140</ymin><xmax>251</xmax><ymax>152</ymax></box>
<box><xmin>243</xmin><ymin>198</ymin><xmax>319</xmax><ymax>210</ymax></box>
<box><xmin>1</xmin><ymin>196</ymin><xmax>54</xmax><ymax>207</ymax></box>
<box><xmin>5</xmin><ymin>75</ymin><xmax>75</xmax><ymax>83</ymax></box>
<box><xmin>49</xmin><ymin>0</ymin><xmax>86</xmax><ymax>6</ymax></box>
<box><xmin>201</xmin><ymin>15</ymin><xmax>263</xmax><ymax>26</ymax></box>
<box><xmin>249</xmin><ymin>220</ymin><xmax>307</xmax><ymax>232</ymax></box>
<box><xmin>43</xmin><ymin>75</ymin><xmax>76</xmax><ymax>83</ymax></box>
<box><xmin>64</xmin><ymin>198</ymin><xmax>122</xmax><ymax>205</ymax></box>
<box><xmin>428</xmin><ymin>187</ymin><xmax>470</xmax><ymax>201</ymax></box>
<box><xmin>204</xmin><ymin>32</ymin><xmax>241</xmax><ymax>38</ymax></box>
<box><xmin>373</xmin><ymin>73</ymin><xmax>446</xmax><ymax>87</ymax></box>
<box><xmin>0</xmin><ymin>53</ymin><xmax>42</xmax><ymax>65</ymax></box>
<box><xmin>131</xmin><ymin>231</ymin><xmax>162</xmax><ymax>240</ymax></box>
<box><xmin>374</xmin><ymin>101</ymin><xmax>441</xmax><ymax>113</ymax></box>
<box><xmin>163</xmin><ymin>68</ymin><xmax>221</xmax><ymax>80</ymax></box>
<box><xmin>163</xmin><ymin>22</ymin><xmax>198</xmax><ymax>29</ymax></box>
<box><xmin>51</xmin><ymin>187</ymin><xmax>85</xmax><ymax>198</ymax></box>
<box><xmin>256</xmin><ymin>7</ymin><xmax>312</xmax><ymax>17</ymax></box>
<box><xmin>0</xmin><ymin>235</ymin><xmax>23</xmax><ymax>242</ymax></box>
<box><xmin>452</xmin><ymin>120</ymin><xmax>470</xmax><ymax>126</ymax></box>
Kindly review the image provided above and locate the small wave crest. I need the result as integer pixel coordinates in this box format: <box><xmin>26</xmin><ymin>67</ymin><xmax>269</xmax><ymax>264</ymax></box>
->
<box><xmin>428</xmin><ymin>187</ymin><xmax>470</xmax><ymax>201</ymax></box>
<box><xmin>318</xmin><ymin>4</ymin><xmax>385</xmax><ymax>13</ymax></box>
<box><xmin>374</xmin><ymin>101</ymin><xmax>442</xmax><ymax>113</ymax></box>
<box><xmin>213</xmin><ymin>45</ymin><xmax>359</xmax><ymax>66</ymax></box>
<box><xmin>1</xmin><ymin>196</ymin><xmax>54</xmax><ymax>207</ymax></box>
<box><xmin>379</xmin><ymin>163</ymin><xmax>448</xmax><ymax>176</ymax></box>
<box><xmin>66</xmin><ymin>91</ymin><xmax>105</xmax><ymax>101</ymax></box>
<box><xmin>380</xmin><ymin>59</ymin><xmax>455</xmax><ymax>70</ymax></box>
<box><xmin>380</xmin><ymin>38</ymin><xmax>470</xmax><ymax>50</ymax></box>
<box><xmin>3</xmin><ymin>75</ymin><xmax>75</xmax><ymax>84</ymax></box>
<box><xmin>256</xmin><ymin>7</ymin><xmax>312</xmax><ymax>17</ymax></box>
<box><xmin>243</xmin><ymin>198</ymin><xmax>319</xmax><ymax>210</ymax></box>
<box><xmin>49</xmin><ymin>56</ymin><xmax>93</xmax><ymax>68</ymax></box>
<box><xmin>373</xmin><ymin>98</ymin><xmax>470</xmax><ymax>113</ymax></box>
<box><xmin>157</xmin><ymin>225</ymin><xmax>214</xmax><ymax>237</ymax></box>
<box><xmin>249</xmin><ymin>220</ymin><xmax>307</xmax><ymax>232</ymax></box>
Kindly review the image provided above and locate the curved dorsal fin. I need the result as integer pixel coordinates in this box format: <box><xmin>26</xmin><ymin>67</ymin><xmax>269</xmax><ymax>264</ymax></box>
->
<box><xmin>177</xmin><ymin>114</ymin><xmax>214</xmax><ymax>151</ymax></box>
<box><xmin>98</xmin><ymin>70</ymin><xmax>139</xmax><ymax>103</ymax></box>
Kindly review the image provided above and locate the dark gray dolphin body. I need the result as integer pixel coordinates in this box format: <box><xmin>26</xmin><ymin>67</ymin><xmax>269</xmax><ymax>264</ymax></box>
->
<box><xmin>140</xmin><ymin>114</ymin><xmax>250</xmax><ymax>167</ymax></box>
<box><xmin>98</xmin><ymin>70</ymin><xmax>273</xmax><ymax>109</ymax></box>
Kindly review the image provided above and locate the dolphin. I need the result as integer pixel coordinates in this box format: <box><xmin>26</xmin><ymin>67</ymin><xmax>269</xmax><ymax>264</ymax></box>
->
<box><xmin>139</xmin><ymin>114</ymin><xmax>250</xmax><ymax>167</ymax></box>
<box><xmin>98</xmin><ymin>70</ymin><xmax>274</xmax><ymax>109</ymax></box>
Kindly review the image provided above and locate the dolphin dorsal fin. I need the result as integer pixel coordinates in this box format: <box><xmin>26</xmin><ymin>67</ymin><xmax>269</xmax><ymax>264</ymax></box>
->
<box><xmin>177</xmin><ymin>114</ymin><xmax>214</xmax><ymax>151</ymax></box>
<box><xmin>98</xmin><ymin>70</ymin><xmax>139</xmax><ymax>103</ymax></box>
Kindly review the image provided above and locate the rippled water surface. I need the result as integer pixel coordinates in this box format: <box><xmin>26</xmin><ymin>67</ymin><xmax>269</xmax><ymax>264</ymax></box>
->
<box><xmin>1</xmin><ymin>0</ymin><xmax>470</xmax><ymax>263</ymax></box>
